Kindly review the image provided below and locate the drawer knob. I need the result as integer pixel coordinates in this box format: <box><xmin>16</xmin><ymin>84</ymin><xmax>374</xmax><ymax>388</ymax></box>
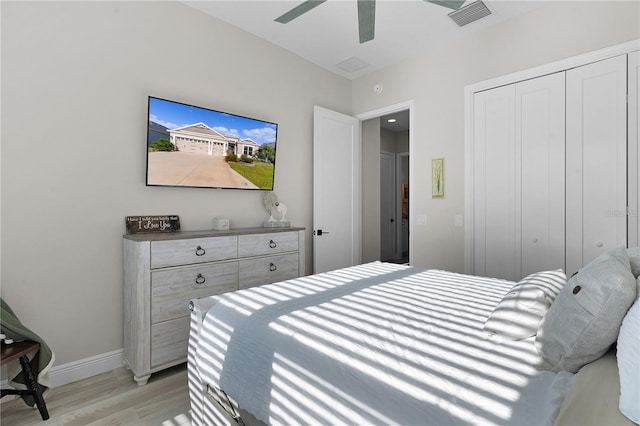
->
<box><xmin>269</xmin><ymin>240</ymin><xmax>277</xmax><ymax>249</ymax></box>
<box><xmin>269</xmin><ymin>263</ymin><xmax>277</xmax><ymax>272</ymax></box>
<box><xmin>195</xmin><ymin>273</ymin><xmax>206</xmax><ymax>285</ymax></box>
<box><xmin>195</xmin><ymin>246</ymin><xmax>206</xmax><ymax>256</ymax></box>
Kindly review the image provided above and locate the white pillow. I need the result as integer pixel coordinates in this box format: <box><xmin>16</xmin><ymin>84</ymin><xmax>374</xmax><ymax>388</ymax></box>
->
<box><xmin>484</xmin><ymin>270</ymin><xmax>566</xmax><ymax>341</ymax></box>
<box><xmin>535</xmin><ymin>247</ymin><xmax>637</xmax><ymax>373</ymax></box>
<box><xmin>617</xmin><ymin>299</ymin><xmax>640</xmax><ymax>424</ymax></box>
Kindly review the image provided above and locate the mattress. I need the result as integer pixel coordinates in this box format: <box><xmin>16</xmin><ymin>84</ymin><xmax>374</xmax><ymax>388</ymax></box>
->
<box><xmin>195</xmin><ymin>261</ymin><xmax>575</xmax><ymax>425</ymax></box>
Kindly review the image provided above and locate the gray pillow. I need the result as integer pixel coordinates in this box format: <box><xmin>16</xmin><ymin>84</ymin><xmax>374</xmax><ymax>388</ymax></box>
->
<box><xmin>535</xmin><ymin>247</ymin><xmax>637</xmax><ymax>373</ymax></box>
<box><xmin>626</xmin><ymin>246</ymin><xmax>640</xmax><ymax>278</ymax></box>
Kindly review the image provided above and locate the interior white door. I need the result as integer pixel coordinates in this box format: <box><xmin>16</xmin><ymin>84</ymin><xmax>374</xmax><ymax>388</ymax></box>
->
<box><xmin>313</xmin><ymin>106</ymin><xmax>361</xmax><ymax>274</ymax></box>
<box><xmin>397</xmin><ymin>153</ymin><xmax>410</xmax><ymax>260</ymax></box>
<box><xmin>628</xmin><ymin>51</ymin><xmax>640</xmax><ymax>248</ymax></box>
<box><xmin>472</xmin><ymin>72</ymin><xmax>565</xmax><ymax>281</ymax></box>
<box><xmin>566</xmin><ymin>55</ymin><xmax>628</xmax><ymax>277</ymax></box>
<box><xmin>515</xmin><ymin>72</ymin><xmax>566</xmax><ymax>277</ymax></box>
<box><xmin>472</xmin><ymin>84</ymin><xmax>517</xmax><ymax>280</ymax></box>
<box><xmin>380</xmin><ymin>152</ymin><xmax>395</xmax><ymax>260</ymax></box>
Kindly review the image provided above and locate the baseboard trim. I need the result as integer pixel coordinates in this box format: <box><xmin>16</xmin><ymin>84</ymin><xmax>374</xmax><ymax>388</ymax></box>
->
<box><xmin>49</xmin><ymin>349</ymin><xmax>124</xmax><ymax>388</ymax></box>
<box><xmin>2</xmin><ymin>348</ymin><xmax>125</xmax><ymax>391</ymax></box>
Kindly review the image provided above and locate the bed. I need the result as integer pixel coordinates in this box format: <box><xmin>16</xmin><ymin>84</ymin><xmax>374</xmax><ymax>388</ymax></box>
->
<box><xmin>188</xmin><ymin>254</ymin><xmax>639</xmax><ymax>426</ymax></box>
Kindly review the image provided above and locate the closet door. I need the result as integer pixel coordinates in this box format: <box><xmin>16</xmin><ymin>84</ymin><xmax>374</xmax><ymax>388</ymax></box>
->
<box><xmin>566</xmin><ymin>55</ymin><xmax>627</xmax><ymax>277</ymax></box>
<box><xmin>473</xmin><ymin>85</ymin><xmax>516</xmax><ymax>280</ymax></box>
<box><xmin>473</xmin><ymin>73</ymin><xmax>565</xmax><ymax>281</ymax></box>
<box><xmin>515</xmin><ymin>72</ymin><xmax>566</xmax><ymax>277</ymax></box>
<box><xmin>629</xmin><ymin>51</ymin><xmax>640</xmax><ymax>247</ymax></box>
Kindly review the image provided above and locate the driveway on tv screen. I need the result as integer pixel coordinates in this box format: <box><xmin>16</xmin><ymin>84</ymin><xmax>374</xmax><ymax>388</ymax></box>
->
<box><xmin>147</xmin><ymin>152</ymin><xmax>259</xmax><ymax>189</ymax></box>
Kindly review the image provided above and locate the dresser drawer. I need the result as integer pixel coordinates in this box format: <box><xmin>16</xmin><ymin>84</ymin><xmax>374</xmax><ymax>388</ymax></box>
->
<box><xmin>238</xmin><ymin>231</ymin><xmax>298</xmax><ymax>258</ymax></box>
<box><xmin>151</xmin><ymin>261</ymin><xmax>238</xmax><ymax>323</ymax></box>
<box><xmin>151</xmin><ymin>316</ymin><xmax>189</xmax><ymax>367</ymax></box>
<box><xmin>151</xmin><ymin>236</ymin><xmax>237</xmax><ymax>268</ymax></box>
<box><xmin>239</xmin><ymin>253</ymin><xmax>299</xmax><ymax>289</ymax></box>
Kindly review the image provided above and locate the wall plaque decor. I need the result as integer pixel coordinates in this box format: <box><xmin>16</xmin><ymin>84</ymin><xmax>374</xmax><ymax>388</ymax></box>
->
<box><xmin>125</xmin><ymin>215</ymin><xmax>180</xmax><ymax>234</ymax></box>
<box><xmin>432</xmin><ymin>158</ymin><xmax>444</xmax><ymax>198</ymax></box>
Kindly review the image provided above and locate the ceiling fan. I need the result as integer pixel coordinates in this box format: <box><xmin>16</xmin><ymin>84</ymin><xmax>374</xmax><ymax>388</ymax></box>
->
<box><xmin>275</xmin><ymin>0</ymin><xmax>467</xmax><ymax>44</ymax></box>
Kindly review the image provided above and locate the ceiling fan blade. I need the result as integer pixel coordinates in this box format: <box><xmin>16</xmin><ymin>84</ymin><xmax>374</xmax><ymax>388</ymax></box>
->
<box><xmin>357</xmin><ymin>0</ymin><xmax>376</xmax><ymax>44</ymax></box>
<box><xmin>275</xmin><ymin>0</ymin><xmax>327</xmax><ymax>24</ymax></box>
<box><xmin>424</xmin><ymin>0</ymin><xmax>466</xmax><ymax>10</ymax></box>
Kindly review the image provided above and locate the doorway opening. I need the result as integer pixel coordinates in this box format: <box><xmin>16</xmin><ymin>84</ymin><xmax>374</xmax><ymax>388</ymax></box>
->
<box><xmin>358</xmin><ymin>102</ymin><xmax>412</xmax><ymax>266</ymax></box>
<box><xmin>380</xmin><ymin>110</ymin><xmax>410</xmax><ymax>264</ymax></box>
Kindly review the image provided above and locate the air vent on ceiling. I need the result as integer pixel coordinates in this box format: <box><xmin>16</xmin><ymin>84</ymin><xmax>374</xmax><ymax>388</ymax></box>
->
<box><xmin>448</xmin><ymin>0</ymin><xmax>492</xmax><ymax>27</ymax></box>
<box><xmin>335</xmin><ymin>56</ymin><xmax>371</xmax><ymax>74</ymax></box>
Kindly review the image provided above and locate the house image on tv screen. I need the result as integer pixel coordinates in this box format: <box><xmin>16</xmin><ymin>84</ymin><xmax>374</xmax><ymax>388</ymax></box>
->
<box><xmin>168</xmin><ymin>122</ymin><xmax>260</xmax><ymax>157</ymax></box>
<box><xmin>145</xmin><ymin>96</ymin><xmax>278</xmax><ymax>190</ymax></box>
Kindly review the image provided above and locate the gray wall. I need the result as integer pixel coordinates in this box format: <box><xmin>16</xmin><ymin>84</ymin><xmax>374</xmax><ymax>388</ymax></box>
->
<box><xmin>361</xmin><ymin>118</ymin><xmax>381</xmax><ymax>263</ymax></box>
<box><xmin>1</xmin><ymin>0</ymin><xmax>350</xmax><ymax>367</ymax></box>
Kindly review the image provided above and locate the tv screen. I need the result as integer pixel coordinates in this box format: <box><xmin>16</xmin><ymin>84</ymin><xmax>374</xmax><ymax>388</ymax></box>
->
<box><xmin>146</xmin><ymin>96</ymin><xmax>278</xmax><ymax>190</ymax></box>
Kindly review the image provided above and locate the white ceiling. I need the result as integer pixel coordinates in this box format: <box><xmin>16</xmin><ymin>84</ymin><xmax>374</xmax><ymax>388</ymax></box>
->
<box><xmin>181</xmin><ymin>0</ymin><xmax>549</xmax><ymax>80</ymax></box>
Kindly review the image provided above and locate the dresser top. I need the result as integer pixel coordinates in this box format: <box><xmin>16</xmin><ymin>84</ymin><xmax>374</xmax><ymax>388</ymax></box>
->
<box><xmin>123</xmin><ymin>226</ymin><xmax>305</xmax><ymax>242</ymax></box>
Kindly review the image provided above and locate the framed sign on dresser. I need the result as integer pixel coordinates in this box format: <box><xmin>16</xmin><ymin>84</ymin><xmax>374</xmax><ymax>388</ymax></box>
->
<box><xmin>123</xmin><ymin>227</ymin><xmax>305</xmax><ymax>385</ymax></box>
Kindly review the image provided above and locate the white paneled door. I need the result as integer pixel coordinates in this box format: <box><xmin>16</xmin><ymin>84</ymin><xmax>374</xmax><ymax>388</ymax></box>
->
<box><xmin>472</xmin><ymin>72</ymin><xmax>565</xmax><ymax>281</ymax></box>
<box><xmin>472</xmin><ymin>84</ymin><xmax>517</xmax><ymax>280</ymax></box>
<box><xmin>566</xmin><ymin>55</ymin><xmax>627</xmax><ymax>277</ymax></box>
<box><xmin>468</xmin><ymin>42</ymin><xmax>639</xmax><ymax>281</ymax></box>
<box><xmin>313</xmin><ymin>106</ymin><xmax>361</xmax><ymax>274</ymax></box>
<box><xmin>628</xmin><ymin>51</ymin><xmax>640</xmax><ymax>248</ymax></box>
<box><xmin>380</xmin><ymin>152</ymin><xmax>395</xmax><ymax>261</ymax></box>
<box><xmin>516</xmin><ymin>72</ymin><xmax>566</xmax><ymax>277</ymax></box>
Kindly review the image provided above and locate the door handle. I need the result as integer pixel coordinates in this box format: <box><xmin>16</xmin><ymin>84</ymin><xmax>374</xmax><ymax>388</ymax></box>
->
<box><xmin>390</xmin><ymin>218</ymin><xmax>395</xmax><ymax>223</ymax></box>
<box><xmin>315</xmin><ymin>229</ymin><xmax>330</xmax><ymax>236</ymax></box>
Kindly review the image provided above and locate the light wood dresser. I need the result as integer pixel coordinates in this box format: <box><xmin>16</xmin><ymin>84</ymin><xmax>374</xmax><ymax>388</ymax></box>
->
<box><xmin>123</xmin><ymin>227</ymin><xmax>305</xmax><ymax>385</ymax></box>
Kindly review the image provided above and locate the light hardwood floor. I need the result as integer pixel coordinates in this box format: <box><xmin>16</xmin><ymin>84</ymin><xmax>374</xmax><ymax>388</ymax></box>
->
<box><xmin>0</xmin><ymin>363</ymin><xmax>191</xmax><ymax>425</ymax></box>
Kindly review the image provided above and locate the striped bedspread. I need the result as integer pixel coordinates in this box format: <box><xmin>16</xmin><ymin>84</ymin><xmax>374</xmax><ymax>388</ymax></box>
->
<box><xmin>195</xmin><ymin>262</ymin><xmax>573</xmax><ymax>425</ymax></box>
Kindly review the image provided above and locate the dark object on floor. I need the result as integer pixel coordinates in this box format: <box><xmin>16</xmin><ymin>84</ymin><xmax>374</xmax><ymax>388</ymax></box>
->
<box><xmin>1</xmin><ymin>340</ymin><xmax>50</xmax><ymax>420</ymax></box>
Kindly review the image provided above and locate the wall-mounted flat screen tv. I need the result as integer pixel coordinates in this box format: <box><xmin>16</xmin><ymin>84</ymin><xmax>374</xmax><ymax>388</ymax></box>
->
<box><xmin>146</xmin><ymin>96</ymin><xmax>278</xmax><ymax>190</ymax></box>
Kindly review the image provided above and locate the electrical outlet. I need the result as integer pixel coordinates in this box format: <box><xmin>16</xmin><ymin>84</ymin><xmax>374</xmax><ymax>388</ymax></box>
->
<box><xmin>455</xmin><ymin>214</ymin><xmax>463</xmax><ymax>227</ymax></box>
